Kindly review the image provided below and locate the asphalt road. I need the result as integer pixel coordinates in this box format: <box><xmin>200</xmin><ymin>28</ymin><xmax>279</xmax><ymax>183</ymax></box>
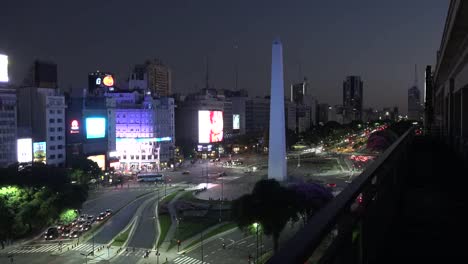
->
<box><xmin>126</xmin><ymin>194</ymin><xmax>159</xmax><ymax>249</ymax></box>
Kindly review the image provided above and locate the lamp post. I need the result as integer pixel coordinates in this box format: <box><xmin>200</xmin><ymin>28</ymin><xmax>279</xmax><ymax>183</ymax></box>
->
<box><xmin>253</xmin><ymin>223</ymin><xmax>259</xmax><ymax>264</ymax></box>
<box><xmin>200</xmin><ymin>231</ymin><xmax>204</xmax><ymax>264</ymax></box>
<box><xmin>219</xmin><ymin>176</ymin><xmax>223</xmax><ymax>222</ymax></box>
<box><xmin>297</xmin><ymin>153</ymin><xmax>301</xmax><ymax>167</ymax></box>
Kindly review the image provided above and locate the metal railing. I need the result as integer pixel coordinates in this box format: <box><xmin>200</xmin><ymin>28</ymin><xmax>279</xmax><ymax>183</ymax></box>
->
<box><xmin>267</xmin><ymin>127</ymin><xmax>415</xmax><ymax>264</ymax></box>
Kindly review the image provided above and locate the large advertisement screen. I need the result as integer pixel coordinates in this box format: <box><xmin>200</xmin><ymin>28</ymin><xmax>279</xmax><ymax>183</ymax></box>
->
<box><xmin>86</xmin><ymin>117</ymin><xmax>106</xmax><ymax>139</ymax></box>
<box><xmin>17</xmin><ymin>138</ymin><xmax>32</xmax><ymax>163</ymax></box>
<box><xmin>233</xmin><ymin>114</ymin><xmax>240</xmax><ymax>130</ymax></box>
<box><xmin>33</xmin><ymin>142</ymin><xmax>46</xmax><ymax>164</ymax></box>
<box><xmin>87</xmin><ymin>155</ymin><xmax>105</xmax><ymax>171</ymax></box>
<box><xmin>198</xmin><ymin>110</ymin><xmax>223</xmax><ymax>143</ymax></box>
<box><xmin>0</xmin><ymin>54</ymin><xmax>8</xmax><ymax>83</ymax></box>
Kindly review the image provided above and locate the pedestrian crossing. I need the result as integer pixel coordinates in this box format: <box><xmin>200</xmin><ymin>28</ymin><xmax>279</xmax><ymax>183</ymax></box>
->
<box><xmin>6</xmin><ymin>242</ymin><xmax>105</xmax><ymax>254</ymax></box>
<box><xmin>119</xmin><ymin>248</ymin><xmax>149</xmax><ymax>258</ymax></box>
<box><xmin>174</xmin><ymin>255</ymin><xmax>210</xmax><ymax>264</ymax></box>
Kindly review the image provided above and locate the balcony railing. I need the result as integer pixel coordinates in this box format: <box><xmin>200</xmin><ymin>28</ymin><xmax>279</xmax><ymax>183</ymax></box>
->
<box><xmin>267</xmin><ymin>127</ymin><xmax>415</xmax><ymax>264</ymax></box>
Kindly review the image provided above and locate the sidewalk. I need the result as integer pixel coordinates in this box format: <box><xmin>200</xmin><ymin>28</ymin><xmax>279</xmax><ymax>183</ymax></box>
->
<box><xmin>158</xmin><ymin>191</ymin><xmax>185</xmax><ymax>253</ymax></box>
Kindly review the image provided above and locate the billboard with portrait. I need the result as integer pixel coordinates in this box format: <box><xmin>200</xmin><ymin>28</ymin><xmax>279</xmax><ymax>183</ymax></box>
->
<box><xmin>233</xmin><ymin>114</ymin><xmax>240</xmax><ymax>130</ymax></box>
<box><xmin>85</xmin><ymin>117</ymin><xmax>106</xmax><ymax>139</ymax></box>
<box><xmin>17</xmin><ymin>138</ymin><xmax>32</xmax><ymax>163</ymax></box>
<box><xmin>198</xmin><ymin>110</ymin><xmax>223</xmax><ymax>143</ymax></box>
<box><xmin>33</xmin><ymin>142</ymin><xmax>46</xmax><ymax>164</ymax></box>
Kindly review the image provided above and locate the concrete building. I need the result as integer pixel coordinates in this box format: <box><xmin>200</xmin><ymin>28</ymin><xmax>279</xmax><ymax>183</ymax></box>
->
<box><xmin>23</xmin><ymin>60</ymin><xmax>58</xmax><ymax>89</ymax></box>
<box><xmin>408</xmin><ymin>85</ymin><xmax>422</xmax><ymax>120</ymax></box>
<box><xmin>343</xmin><ymin>76</ymin><xmax>363</xmax><ymax>123</ymax></box>
<box><xmin>17</xmin><ymin>87</ymin><xmax>66</xmax><ymax>166</ymax></box>
<box><xmin>0</xmin><ymin>87</ymin><xmax>17</xmax><ymax>167</ymax></box>
<box><xmin>154</xmin><ymin>97</ymin><xmax>175</xmax><ymax>163</ymax></box>
<box><xmin>432</xmin><ymin>0</ymin><xmax>468</xmax><ymax>160</ymax></box>
<box><xmin>175</xmin><ymin>90</ymin><xmax>229</xmax><ymax>152</ymax></box>
<box><xmin>245</xmin><ymin>97</ymin><xmax>270</xmax><ymax>135</ymax></box>
<box><xmin>131</xmin><ymin>59</ymin><xmax>172</xmax><ymax>97</ymax></box>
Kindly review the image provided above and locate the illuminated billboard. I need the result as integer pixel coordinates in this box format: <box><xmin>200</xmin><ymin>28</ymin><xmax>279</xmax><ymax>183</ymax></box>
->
<box><xmin>233</xmin><ymin>114</ymin><xmax>240</xmax><ymax>130</ymax></box>
<box><xmin>87</xmin><ymin>155</ymin><xmax>105</xmax><ymax>171</ymax></box>
<box><xmin>0</xmin><ymin>54</ymin><xmax>8</xmax><ymax>83</ymax></box>
<box><xmin>89</xmin><ymin>72</ymin><xmax>115</xmax><ymax>93</ymax></box>
<box><xmin>198</xmin><ymin>110</ymin><xmax>223</xmax><ymax>143</ymax></box>
<box><xmin>33</xmin><ymin>142</ymin><xmax>46</xmax><ymax>164</ymax></box>
<box><xmin>86</xmin><ymin>117</ymin><xmax>106</xmax><ymax>139</ymax></box>
<box><xmin>17</xmin><ymin>138</ymin><xmax>32</xmax><ymax>163</ymax></box>
<box><xmin>70</xmin><ymin>119</ymin><xmax>80</xmax><ymax>134</ymax></box>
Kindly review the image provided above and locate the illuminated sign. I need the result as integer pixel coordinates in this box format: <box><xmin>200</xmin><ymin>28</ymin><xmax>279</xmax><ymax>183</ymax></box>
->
<box><xmin>17</xmin><ymin>138</ymin><xmax>32</xmax><ymax>163</ymax></box>
<box><xmin>198</xmin><ymin>110</ymin><xmax>223</xmax><ymax>143</ymax></box>
<box><xmin>0</xmin><ymin>54</ymin><xmax>8</xmax><ymax>83</ymax></box>
<box><xmin>87</xmin><ymin>155</ymin><xmax>105</xmax><ymax>171</ymax></box>
<box><xmin>33</xmin><ymin>142</ymin><xmax>46</xmax><ymax>164</ymax></box>
<box><xmin>103</xmin><ymin>75</ymin><xmax>114</xmax><ymax>87</ymax></box>
<box><xmin>70</xmin><ymin>119</ymin><xmax>80</xmax><ymax>134</ymax></box>
<box><xmin>233</xmin><ymin>114</ymin><xmax>240</xmax><ymax>130</ymax></box>
<box><xmin>89</xmin><ymin>72</ymin><xmax>115</xmax><ymax>93</ymax></box>
<box><xmin>116</xmin><ymin>137</ymin><xmax>172</xmax><ymax>143</ymax></box>
<box><xmin>86</xmin><ymin>117</ymin><xmax>106</xmax><ymax>139</ymax></box>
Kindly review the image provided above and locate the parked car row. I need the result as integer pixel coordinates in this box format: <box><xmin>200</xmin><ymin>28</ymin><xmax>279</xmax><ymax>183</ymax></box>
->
<box><xmin>45</xmin><ymin>209</ymin><xmax>113</xmax><ymax>241</ymax></box>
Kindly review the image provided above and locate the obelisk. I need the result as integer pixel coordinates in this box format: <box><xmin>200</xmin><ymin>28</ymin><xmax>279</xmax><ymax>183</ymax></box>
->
<box><xmin>268</xmin><ymin>39</ymin><xmax>287</xmax><ymax>181</ymax></box>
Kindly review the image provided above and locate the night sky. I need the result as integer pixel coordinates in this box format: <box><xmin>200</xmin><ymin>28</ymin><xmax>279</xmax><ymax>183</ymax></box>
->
<box><xmin>1</xmin><ymin>0</ymin><xmax>448</xmax><ymax>113</ymax></box>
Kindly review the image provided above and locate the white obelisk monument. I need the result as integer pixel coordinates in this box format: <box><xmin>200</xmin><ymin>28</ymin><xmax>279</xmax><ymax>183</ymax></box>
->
<box><xmin>268</xmin><ymin>39</ymin><xmax>287</xmax><ymax>181</ymax></box>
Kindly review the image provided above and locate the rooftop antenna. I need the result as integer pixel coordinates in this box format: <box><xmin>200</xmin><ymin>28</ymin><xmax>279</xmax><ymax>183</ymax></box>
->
<box><xmin>205</xmin><ymin>56</ymin><xmax>210</xmax><ymax>89</ymax></box>
<box><xmin>234</xmin><ymin>41</ymin><xmax>239</xmax><ymax>90</ymax></box>
<box><xmin>414</xmin><ymin>64</ymin><xmax>418</xmax><ymax>87</ymax></box>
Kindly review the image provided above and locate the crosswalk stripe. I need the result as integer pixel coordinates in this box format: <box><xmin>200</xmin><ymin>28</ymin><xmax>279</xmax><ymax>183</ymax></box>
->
<box><xmin>174</xmin><ymin>256</ymin><xmax>207</xmax><ymax>264</ymax></box>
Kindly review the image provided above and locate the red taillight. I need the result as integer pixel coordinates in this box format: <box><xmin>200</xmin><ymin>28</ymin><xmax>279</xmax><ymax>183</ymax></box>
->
<box><xmin>357</xmin><ymin>194</ymin><xmax>363</xmax><ymax>204</ymax></box>
<box><xmin>327</xmin><ymin>183</ymin><xmax>337</xmax><ymax>188</ymax></box>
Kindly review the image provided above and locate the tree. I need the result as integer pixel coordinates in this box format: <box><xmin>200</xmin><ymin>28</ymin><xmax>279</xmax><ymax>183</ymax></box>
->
<box><xmin>70</xmin><ymin>156</ymin><xmax>101</xmax><ymax>181</ymax></box>
<box><xmin>288</xmin><ymin>183</ymin><xmax>333</xmax><ymax>226</ymax></box>
<box><xmin>232</xmin><ymin>179</ymin><xmax>297</xmax><ymax>252</ymax></box>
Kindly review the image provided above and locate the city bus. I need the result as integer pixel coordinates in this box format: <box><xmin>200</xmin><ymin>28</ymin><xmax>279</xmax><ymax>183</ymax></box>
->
<box><xmin>136</xmin><ymin>173</ymin><xmax>164</xmax><ymax>182</ymax></box>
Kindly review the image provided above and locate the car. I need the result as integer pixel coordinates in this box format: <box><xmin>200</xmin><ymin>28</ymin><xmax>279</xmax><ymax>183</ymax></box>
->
<box><xmin>182</xmin><ymin>171</ymin><xmax>190</xmax><ymax>175</ymax></box>
<box><xmin>215</xmin><ymin>158</ymin><xmax>221</xmax><ymax>162</ymax></box>
<box><xmin>219</xmin><ymin>172</ymin><xmax>227</xmax><ymax>177</ymax></box>
<box><xmin>97</xmin><ymin>212</ymin><xmax>106</xmax><ymax>221</ymax></box>
<box><xmin>61</xmin><ymin>229</ymin><xmax>71</xmax><ymax>238</ymax></box>
<box><xmin>87</xmin><ymin>215</ymin><xmax>95</xmax><ymax>223</ymax></box>
<box><xmin>44</xmin><ymin>227</ymin><xmax>59</xmax><ymax>240</ymax></box>
<box><xmin>81</xmin><ymin>224</ymin><xmax>91</xmax><ymax>231</ymax></box>
<box><xmin>70</xmin><ymin>230</ymin><xmax>81</xmax><ymax>238</ymax></box>
<box><xmin>76</xmin><ymin>220</ymin><xmax>86</xmax><ymax>228</ymax></box>
<box><xmin>105</xmin><ymin>209</ymin><xmax>113</xmax><ymax>216</ymax></box>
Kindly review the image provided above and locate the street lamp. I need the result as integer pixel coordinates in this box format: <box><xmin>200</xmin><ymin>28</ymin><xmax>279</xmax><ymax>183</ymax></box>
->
<box><xmin>200</xmin><ymin>231</ymin><xmax>204</xmax><ymax>264</ymax></box>
<box><xmin>253</xmin><ymin>223</ymin><xmax>259</xmax><ymax>264</ymax></box>
<box><xmin>219</xmin><ymin>176</ymin><xmax>224</xmax><ymax>222</ymax></box>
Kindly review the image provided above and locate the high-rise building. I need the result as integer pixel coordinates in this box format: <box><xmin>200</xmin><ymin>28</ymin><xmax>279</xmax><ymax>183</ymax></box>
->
<box><xmin>290</xmin><ymin>78</ymin><xmax>316</xmax><ymax>132</ymax></box>
<box><xmin>17</xmin><ymin>87</ymin><xmax>66</xmax><ymax>166</ymax></box>
<box><xmin>408</xmin><ymin>65</ymin><xmax>422</xmax><ymax>121</ymax></box>
<box><xmin>23</xmin><ymin>60</ymin><xmax>58</xmax><ymax>88</ymax></box>
<box><xmin>343</xmin><ymin>76</ymin><xmax>363</xmax><ymax>123</ymax></box>
<box><xmin>132</xmin><ymin>59</ymin><xmax>172</xmax><ymax>97</ymax></box>
<box><xmin>0</xmin><ymin>87</ymin><xmax>17</xmax><ymax>167</ymax></box>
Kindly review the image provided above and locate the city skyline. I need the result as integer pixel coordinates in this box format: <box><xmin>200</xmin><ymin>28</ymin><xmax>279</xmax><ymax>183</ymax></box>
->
<box><xmin>1</xmin><ymin>1</ymin><xmax>447</xmax><ymax>114</ymax></box>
